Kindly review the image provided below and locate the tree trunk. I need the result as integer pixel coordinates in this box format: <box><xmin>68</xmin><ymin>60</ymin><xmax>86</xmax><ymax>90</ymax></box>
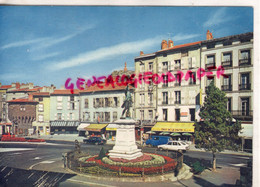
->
<box><xmin>212</xmin><ymin>152</ymin><xmax>216</xmax><ymax>171</ymax></box>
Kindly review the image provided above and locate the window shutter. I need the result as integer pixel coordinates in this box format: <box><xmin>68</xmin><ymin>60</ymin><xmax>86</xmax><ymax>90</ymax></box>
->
<box><xmin>192</xmin><ymin>57</ymin><xmax>196</xmax><ymax>68</ymax></box>
<box><xmin>170</xmin><ymin>61</ymin><xmax>174</xmax><ymax>71</ymax></box>
<box><xmin>188</xmin><ymin>57</ymin><xmax>192</xmax><ymax>68</ymax></box>
<box><xmin>75</xmin><ymin>102</ymin><xmax>77</xmax><ymax>110</ymax></box>
<box><xmin>72</xmin><ymin>113</ymin><xmax>75</xmax><ymax>120</ymax></box>
<box><xmin>181</xmin><ymin>57</ymin><xmax>187</xmax><ymax>70</ymax></box>
<box><xmin>158</xmin><ymin>62</ymin><xmax>162</xmax><ymax>73</ymax></box>
<box><xmin>67</xmin><ymin>113</ymin><xmax>69</xmax><ymax>120</ymax></box>
<box><xmin>68</xmin><ymin>96</ymin><xmax>70</xmax><ymax>101</ymax></box>
<box><xmin>67</xmin><ymin>102</ymin><xmax>70</xmax><ymax>109</ymax></box>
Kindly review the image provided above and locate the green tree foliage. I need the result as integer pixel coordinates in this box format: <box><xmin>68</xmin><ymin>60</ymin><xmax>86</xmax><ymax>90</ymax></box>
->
<box><xmin>194</xmin><ymin>81</ymin><xmax>241</xmax><ymax>170</ymax></box>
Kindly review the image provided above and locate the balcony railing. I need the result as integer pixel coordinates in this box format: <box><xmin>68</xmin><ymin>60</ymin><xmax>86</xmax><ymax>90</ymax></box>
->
<box><xmin>148</xmin><ymin>102</ymin><xmax>154</xmax><ymax>106</ymax></box>
<box><xmin>162</xmin><ymin>67</ymin><xmax>168</xmax><ymax>72</ymax></box>
<box><xmin>231</xmin><ymin>110</ymin><xmax>253</xmax><ymax>121</ymax></box>
<box><xmin>205</xmin><ymin>63</ymin><xmax>216</xmax><ymax>69</ymax></box>
<box><xmin>162</xmin><ymin>101</ymin><xmax>168</xmax><ymax>105</ymax></box>
<box><xmin>221</xmin><ymin>84</ymin><xmax>232</xmax><ymax>91</ymax></box>
<box><xmin>174</xmin><ymin>101</ymin><xmax>181</xmax><ymax>104</ymax></box>
<box><xmin>162</xmin><ymin>84</ymin><xmax>168</xmax><ymax>88</ymax></box>
<box><xmin>221</xmin><ymin>60</ymin><xmax>232</xmax><ymax>67</ymax></box>
<box><xmin>189</xmin><ymin>81</ymin><xmax>196</xmax><ymax>85</ymax></box>
<box><xmin>239</xmin><ymin>58</ymin><xmax>251</xmax><ymax>66</ymax></box>
<box><xmin>174</xmin><ymin>82</ymin><xmax>181</xmax><ymax>86</ymax></box>
<box><xmin>239</xmin><ymin>84</ymin><xmax>251</xmax><ymax>90</ymax></box>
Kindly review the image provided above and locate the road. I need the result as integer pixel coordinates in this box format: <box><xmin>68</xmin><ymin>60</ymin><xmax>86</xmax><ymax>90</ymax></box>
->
<box><xmin>0</xmin><ymin>141</ymin><xmax>251</xmax><ymax>186</ymax></box>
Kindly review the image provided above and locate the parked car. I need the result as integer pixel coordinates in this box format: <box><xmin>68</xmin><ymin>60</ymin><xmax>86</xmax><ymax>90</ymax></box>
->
<box><xmin>145</xmin><ymin>136</ymin><xmax>171</xmax><ymax>147</ymax></box>
<box><xmin>158</xmin><ymin>141</ymin><xmax>189</xmax><ymax>152</ymax></box>
<box><xmin>83</xmin><ymin>136</ymin><xmax>106</xmax><ymax>145</ymax></box>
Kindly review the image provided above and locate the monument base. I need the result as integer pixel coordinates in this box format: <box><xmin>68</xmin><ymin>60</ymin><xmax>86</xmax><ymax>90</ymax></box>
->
<box><xmin>108</xmin><ymin>119</ymin><xmax>143</xmax><ymax>160</ymax></box>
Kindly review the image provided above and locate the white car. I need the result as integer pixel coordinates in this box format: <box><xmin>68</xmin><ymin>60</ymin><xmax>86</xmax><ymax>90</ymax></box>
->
<box><xmin>158</xmin><ymin>141</ymin><xmax>189</xmax><ymax>152</ymax></box>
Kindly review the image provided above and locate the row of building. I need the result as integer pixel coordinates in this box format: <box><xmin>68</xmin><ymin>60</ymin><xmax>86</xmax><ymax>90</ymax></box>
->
<box><xmin>0</xmin><ymin>31</ymin><xmax>253</xmax><ymax>150</ymax></box>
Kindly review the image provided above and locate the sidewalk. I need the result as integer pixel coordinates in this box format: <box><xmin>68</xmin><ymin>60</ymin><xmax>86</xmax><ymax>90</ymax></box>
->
<box><xmin>26</xmin><ymin>134</ymin><xmax>252</xmax><ymax>156</ymax></box>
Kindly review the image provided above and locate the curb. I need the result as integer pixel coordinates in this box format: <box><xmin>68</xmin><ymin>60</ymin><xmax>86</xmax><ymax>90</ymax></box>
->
<box><xmin>188</xmin><ymin>149</ymin><xmax>252</xmax><ymax>157</ymax></box>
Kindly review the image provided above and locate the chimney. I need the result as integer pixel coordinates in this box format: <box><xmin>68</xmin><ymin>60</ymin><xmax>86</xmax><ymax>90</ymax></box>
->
<box><xmin>161</xmin><ymin>40</ymin><xmax>168</xmax><ymax>50</ymax></box>
<box><xmin>206</xmin><ymin>30</ymin><xmax>213</xmax><ymax>40</ymax></box>
<box><xmin>124</xmin><ymin>62</ymin><xmax>127</xmax><ymax>72</ymax></box>
<box><xmin>168</xmin><ymin>39</ymin><xmax>174</xmax><ymax>48</ymax></box>
<box><xmin>16</xmin><ymin>82</ymin><xmax>20</xmax><ymax>89</ymax></box>
<box><xmin>29</xmin><ymin>83</ymin><xmax>34</xmax><ymax>89</ymax></box>
<box><xmin>140</xmin><ymin>51</ymin><xmax>144</xmax><ymax>56</ymax></box>
<box><xmin>28</xmin><ymin>94</ymin><xmax>33</xmax><ymax>101</ymax></box>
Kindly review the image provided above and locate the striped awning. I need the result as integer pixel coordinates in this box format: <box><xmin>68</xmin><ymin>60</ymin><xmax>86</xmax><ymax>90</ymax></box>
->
<box><xmin>85</xmin><ymin>124</ymin><xmax>108</xmax><ymax>132</ymax></box>
<box><xmin>50</xmin><ymin>121</ymin><xmax>80</xmax><ymax>127</ymax></box>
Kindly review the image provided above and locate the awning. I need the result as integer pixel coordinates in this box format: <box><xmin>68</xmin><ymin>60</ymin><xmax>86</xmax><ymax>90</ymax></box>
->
<box><xmin>170</xmin><ymin>132</ymin><xmax>181</xmax><ymax>136</ymax></box>
<box><xmin>106</xmin><ymin>124</ymin><xmax>119</xmax><ymax>131</ymax></box>
<box><xmin>0</xmin><ymin>123</ymin><xmax>12</xmax><ymax>126</ymax></box>
<box><xmin>152</xmin><ymin>122</ymin><xmax>195</xmax><ymax>132</ymax></box>
<box><xmin>159</xmin><ymin>132</ymin><xmax>170</xmax><ymax>135</ymax></box>
<box><xmin>183</xmin><ymin>133</ymin><xmax>192</xmax><ymax>136</ymax></box>
<box><xmin>77</xmin><ymin>123</ymin><xmax>90</xmax><ymax>131</ymax></box>
<box><xmin>85</xmin><ymin>124</ymin><xmax>108</xmax><ymax>132</ymax></box>
<box><xmin>50</xmin><ymin>121</ymin><xmax>80</xmax><ymax>127</ymax></box>
<box><xmin>239</xmin><ymin>123</ymin><xmax>253</xmax><ymax>139</ymax></box>
<box><xmin>146</xmin><ymin>131</ymin><xmax>156</xmax><ymax>134</ymax></box>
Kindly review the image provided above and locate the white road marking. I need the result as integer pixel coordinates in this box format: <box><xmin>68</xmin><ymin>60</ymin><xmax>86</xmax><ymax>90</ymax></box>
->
<box><xmin>230</xmin><ymin>163</ymin><xmax>246</xmax><ymax>167</ymax></box>
<box><xmin>28</xmin><ymin>160</ymin><xmax>55</xmax><ymax>170</ymax></box>
<box><xmin>0</xmin><ymin>148</ymin><xmax>34</xmax><ymax>152</ymax></box>
<box><xmin>34</xmin><ymin>157</ymin><xmax>41</xmax><ymax>160</ymax></box>
<box><xmin>40</xmin><ymin>160</ymin><xmax>55</xmax><ymax>164</ymax></box>
<box><xmin>67</xmin><ymin>179</ymin><xmax>117</xmax><ymax>187</ymax></box>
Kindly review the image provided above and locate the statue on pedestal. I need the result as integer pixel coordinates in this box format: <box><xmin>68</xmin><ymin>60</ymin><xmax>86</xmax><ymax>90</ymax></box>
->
<box><xmin>121</xmin><ymin>85</ymin><xmax>132</xmax><ymax>118</ymax></box>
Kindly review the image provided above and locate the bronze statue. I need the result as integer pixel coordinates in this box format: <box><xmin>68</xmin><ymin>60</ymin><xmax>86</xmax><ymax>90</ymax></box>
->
<box><xmin>121</xmin><ymin>85</ymin><xmax>133</xmax><ymax>118</ymax></box>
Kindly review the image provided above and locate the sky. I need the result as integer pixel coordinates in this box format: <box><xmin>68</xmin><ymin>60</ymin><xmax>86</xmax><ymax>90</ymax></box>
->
<box><xmin>0</xmin><ymin>6</ymin><xmax>253</xmax><ymax>88</ymax></box>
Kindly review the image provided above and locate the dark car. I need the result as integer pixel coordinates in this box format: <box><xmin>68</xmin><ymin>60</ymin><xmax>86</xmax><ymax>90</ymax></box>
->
<box><xmin>83</xmin><ymin>136</ymin><xmax>106</xmax><ymax>145</ymax></box>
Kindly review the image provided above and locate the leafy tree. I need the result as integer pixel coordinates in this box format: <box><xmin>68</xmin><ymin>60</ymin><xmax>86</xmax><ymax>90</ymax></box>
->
<box><xmin>194</xmin><ymin>81</ymin><xmax>241</xmax><ymax>171</ymax></box>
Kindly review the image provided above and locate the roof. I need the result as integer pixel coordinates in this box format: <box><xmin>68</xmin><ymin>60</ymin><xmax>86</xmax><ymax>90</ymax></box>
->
<box><xmin>158</xmin><ymin>41</ymin><xmax>201</xmax><ymax>52</ymax></box>
<box><xmin>32</xmin><ymin>92</ymin><xmax>50</xmax><ymax>96</ymax></box>
<box><xmin>79</xmin><ymin>83</ymin><xmax>131</xmax><ymax>93</ymax></box>
<box><xmin>7</xmin><ymin>98</ymin><xmax>38</xmax><ymax>103</ymax></box>
<box><xmin>51</xmin><ymin>89</ymin><xmax>80</xmax><ymax>95</ymax></box>
<box><xmin>0</xmin><ymin>85</ymin><xmax>12</xmax><ymax>90</ymax></box>
<box><xmin>7</xmin><ymin>86</ymin><xmax>42</xmax><ymax>92</ymax></box>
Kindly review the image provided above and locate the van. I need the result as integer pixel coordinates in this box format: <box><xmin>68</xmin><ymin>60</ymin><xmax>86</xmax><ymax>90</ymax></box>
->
<box><xmin>145</xmin><ymin>135</ymin><xmax>171</xmax><ymax>147</ymax></box>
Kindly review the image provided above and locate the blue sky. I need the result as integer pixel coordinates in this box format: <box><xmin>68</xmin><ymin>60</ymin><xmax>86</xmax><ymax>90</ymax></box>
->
<box><xmin>0</xmin><ymin>6</ymin><xmax>253</xmax><ymax>88</ymax></box>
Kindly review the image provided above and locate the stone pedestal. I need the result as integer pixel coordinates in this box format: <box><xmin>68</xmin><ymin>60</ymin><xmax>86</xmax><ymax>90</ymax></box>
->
<box><xmin>108</xmin><ymin>118</ymin><xmax>143</xmax><ymax>160</ymax></box>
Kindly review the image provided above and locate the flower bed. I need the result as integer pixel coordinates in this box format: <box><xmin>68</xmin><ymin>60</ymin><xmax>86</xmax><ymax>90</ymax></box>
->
<box><xmin>79</xmin><ymin>153</ymin><xmax>176</xmax><ymax>175</ymax></box>
<box><xmin>1</xmin><ymin>135</ymin><xmax>45</xmax><ymax>142</ymax></box>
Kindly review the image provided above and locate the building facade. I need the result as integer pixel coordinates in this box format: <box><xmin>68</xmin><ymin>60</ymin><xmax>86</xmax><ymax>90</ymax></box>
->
<box><xmin>200</xmin><ymin>32</ymin><xmax>253</xmax><ymax>150</ymax></box>
<box><xmin>50</xmin><ymin>89</ymin><xmax>80</xmax><ymax>134</ymax></box>
<box><xmin>32</xmin><ymin>92</ymin><xmax>51</xmax><ymax>135</ymax></box>
<box><xmin>7</xmin><ymin>95</ymin><xmax>38</xmax><ymax>135</ymax></box>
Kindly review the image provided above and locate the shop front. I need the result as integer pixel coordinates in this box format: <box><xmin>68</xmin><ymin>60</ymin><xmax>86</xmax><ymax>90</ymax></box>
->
<box><xmin>84</xmin><ymin>123</ymin><xmax>108</xmax><ymax>138</ymax></box>
<box><xmin>77</xmin><ymin>123</ymin><xmax>90</xmax><ymax>136</ymax></box>
<box><xmin>50</xmin><ymin>121</ymin><xmax>80</xmax><ymax>134</ymax></box>
<box><xmin>105</xmin><ymin>123</ymin><xmax>119</xmax><ymax>140</ymax></box>
<box><xmin>151</xmin><ymin>122</ymin><xmax>195</xmax><ymax>144</ymax></box>
<box><xmin>239</xmin><ymin>123</ymin><xmax>253</xmax><ymax>152</ymax></box>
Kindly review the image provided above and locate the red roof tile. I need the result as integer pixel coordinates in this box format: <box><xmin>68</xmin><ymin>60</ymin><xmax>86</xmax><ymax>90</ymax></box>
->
<box><xmin>158</xmin><ymin>41</ymin><xmax>201</xmax><ymax>52</ymax></box>
<box><xmin>80</xmin><ymin>83</ymin><xmax>132</xmax><ymax>93</ymax></box>
<box><xmin>32</xmin><ymin>92</ymin><xmax>50</xmax><ymax>96</ymax></box>
<box><xmin>0</xmin><ymin>85</ymin><xmax>12</xmax><ymax>89</ymax></box>
<box><xmin>7</xmin><ymin>98</ymin><xmax>38</xmax><ymax>103</ymax></box>
<box><xmin>51</xmin><ymin>89</ymin><xmax>80</xmax><ymax>95</ymax></box>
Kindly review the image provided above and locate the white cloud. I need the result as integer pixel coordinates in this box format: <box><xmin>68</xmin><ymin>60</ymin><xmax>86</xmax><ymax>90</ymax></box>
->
<box><xmin>32</xmin><ymin>52</ymin><xmax>61</xmax><ymax>61</ymax></box>
<box><xmin>0</xmin><ymin>73</ymin><xmax>31</xmax><ymax>80</ymax></box>
<box><xmin>32</xmin><ymin>25</ymin><xmax>95</xmax><ymax>51</ymax></box>
<box><xmin>1</xmin><ymin>25</ymin><xmax>95</xmax><ymax>51</ymax></box>
<box><xmin>0</xmin><ymin>37</ymin><xmax>49</xmax><ymax>50</ymax></box>
<box><xmin>203</xmin><ymin>7</ymin><xmax>234</xmax><ymax>28</ymax></box>
<box><xmin>173</xmin><ymin>33</ymin><xmax>201</xmax><ymax>41</ymax></box>
<box><xmin>49</xmin><ymin>36</ymin><xmax>162</xmax><ymax>70</ymax></box>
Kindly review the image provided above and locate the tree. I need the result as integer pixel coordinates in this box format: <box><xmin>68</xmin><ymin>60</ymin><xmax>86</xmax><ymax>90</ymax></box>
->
<box><xmin>194</xmin><ymin>81</ymin><xmax>241</xmax><ymax>171</ymax></box>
